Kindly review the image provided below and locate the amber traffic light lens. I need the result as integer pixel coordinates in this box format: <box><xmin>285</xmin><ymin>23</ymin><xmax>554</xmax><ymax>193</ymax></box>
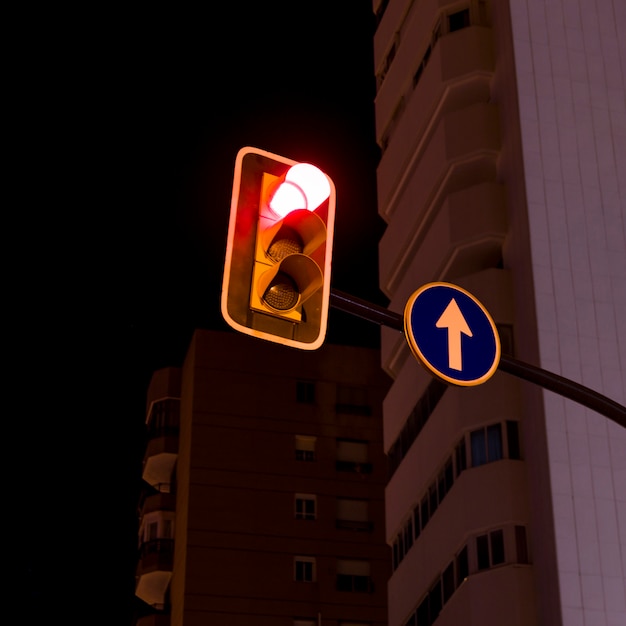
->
<box><xmin>266</xmin><ymin>225</ymin><xmax>304</xmax><ymax>262</ymax></box>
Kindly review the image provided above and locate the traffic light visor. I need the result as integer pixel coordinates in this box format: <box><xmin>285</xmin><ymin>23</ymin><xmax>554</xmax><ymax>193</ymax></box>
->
<box><xmin>269</xmin><ymin>163</ymin><xmax>331</xmax><ymax>218</ymax></box>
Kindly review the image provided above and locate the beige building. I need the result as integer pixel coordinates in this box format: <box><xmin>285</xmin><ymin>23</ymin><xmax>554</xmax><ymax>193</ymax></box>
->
<box><xmin>372</xmin><ymin>1</ymin><xmax>625</xmax><ymax>626</ymax></box>
<box><xmin>134</xmin><ymin>329</ymin><xmax>391</xmax><ymax>626</ymax></box>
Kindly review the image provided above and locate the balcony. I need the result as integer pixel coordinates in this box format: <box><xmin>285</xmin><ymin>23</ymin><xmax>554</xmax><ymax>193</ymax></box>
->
<box><xmin>135</xmin><ymin>613</ymin><xmax>171</xmax><ymax>626</ymax></box>
<box><xmin>137</xmin><ymin>489</ymin><xmax>176</xmax><ymax>518</ymax></box>
<box><xmin>142</xmin><ymin>425</ymin><xmax>179</xmax><ymax>490</ymax></box>
<box><xmin>135</xmin><ymin>539</ymin><xmax>174</xmax><ymax>608</ymax></box>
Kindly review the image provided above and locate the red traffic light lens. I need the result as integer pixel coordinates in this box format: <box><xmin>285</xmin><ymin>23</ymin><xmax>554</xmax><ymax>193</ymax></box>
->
<box><xmin>269</xmin><ymin>163</ymin><xmax>331</xmax><ymax>218</ymax></box>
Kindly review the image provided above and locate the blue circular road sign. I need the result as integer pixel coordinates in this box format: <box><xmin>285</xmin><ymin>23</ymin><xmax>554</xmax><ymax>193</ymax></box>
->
<box><xmin>404</xmin><ymin>282</ymin><xmax>501</xmax><ymax>386</ymax></box>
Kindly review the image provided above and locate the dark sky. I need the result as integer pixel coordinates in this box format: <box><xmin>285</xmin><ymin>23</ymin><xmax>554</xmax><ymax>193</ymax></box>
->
<box><xmin>12</xmin><ymin>6</ymin><xmax>387</xmax><ymax>623</ymax></box>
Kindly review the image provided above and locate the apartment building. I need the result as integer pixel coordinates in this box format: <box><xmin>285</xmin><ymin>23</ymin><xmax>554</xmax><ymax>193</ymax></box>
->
<box><xmin>134</xmin><ymin>329</ymin><xmax>391</xmax><ymax>626</ymax></box>
<box><xmin>372</xmin><ymin>1</ymin><xmax>625</xmax><ymax>625</ymax></box>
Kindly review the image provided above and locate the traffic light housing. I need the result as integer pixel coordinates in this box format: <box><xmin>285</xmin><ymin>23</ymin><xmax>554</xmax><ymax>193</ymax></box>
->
<box><xmin>221</xmin><ymin>146</ymin><xmax>336</xmax><ymax>350</ymax></box>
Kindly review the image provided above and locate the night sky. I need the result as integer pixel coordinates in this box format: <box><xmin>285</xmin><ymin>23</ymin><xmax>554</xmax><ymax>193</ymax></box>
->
<box><xmin>11</xmin><ymin>6</ymin><xmax>387</xmax><ymax>623</ymax></box>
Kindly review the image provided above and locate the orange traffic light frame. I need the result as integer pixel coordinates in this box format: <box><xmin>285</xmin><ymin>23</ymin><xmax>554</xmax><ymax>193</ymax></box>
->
<box><xmin>221</xmin><ymin>146</ymin><xmax>336</xmax><ymax>350</ymax></box>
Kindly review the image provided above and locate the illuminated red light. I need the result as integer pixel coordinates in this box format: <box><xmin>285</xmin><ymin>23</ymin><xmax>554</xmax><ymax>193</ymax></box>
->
<box><xmin>269</xmin><ymin>163</ymin><xmax>331</xmax><ymax>218</ymax></box>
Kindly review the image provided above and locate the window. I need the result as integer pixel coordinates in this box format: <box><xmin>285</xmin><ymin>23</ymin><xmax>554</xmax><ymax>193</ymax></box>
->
<box><xmin>455</xmin><ymin>438</ymin><xmax>467</xmax><ymax>475</ymax></box>
<box><xmin>147</xmin><ymin>397</ymin><xmax>180</xmax><ymax>433</ymax></box>
<box><xmin>456</xmin><ymin>545</ymin><xmax>468</xmax><ymax>585</ymax></box>
<box><xmin>428</xmin><ymin>579</ymin><xmax>442</xmax><ymax>623</ymax></box>
<box><xmin>420</xmin><ymin>494</ymin><xmax>430</xmax><ymax>528</ymax></box>
<box><xmin>413</xmin><ymin>506</ymin><xmax>421</xmax><ymax>541</ymax></box>
<box><xmin>336</xmin><ymin>385</ymin><xmax>371</xmax><ymax>415</ymax></box>
<box><xmin>295</xmin><ymin>494</ymin><xmax>316</xmax><ymax>520</ymax></box>
<box><xmin>476</xmin><ymin>534</ymin><xmax>490</xmax><ymax>570</ymax></box>
<box><xmin>477</xmin><ymin>529</ymin><xmax>506</xmax><ymax>570</ymax></box>
<box><xmin>403</xmin><ymin>516</ymin><xmax>413</xmax><ymax>552</ymax></box>
<box><xmin>337</xmin><ymin>560</ymin><xmax>372</xmax><ymax>593</ymax></box>
<box><xmin>515</xmin><ymin>525</ymin><xmax>529</xmax><ymax>564</ymax></box>
<box><xmin>491</xmin><ymin>529</ymin><xmax>505</xmax><ymax>565</ymax></box>
<box><xmin>448</xmin><ymin>8</ymin><xmax>470</xmax><ymax>32</ymax></box>
<box><xmin>388</xmin><ymin>379</ymin><xmax>447</xmax><ymax>476</ymax></box>
<box><xmin>295</xmin><ymin>435</ymin><xmax>316</xmax><ymax>462</ymax></box>
<box><xmin>296</xmin><ymin>380</ymin><xmax>315</xmax><ymax>404</ymax></box>
<box><xmin>141</xmin><ymin>511</ymin><xmax>175</xmax><ymax>545</ymax></box>
<box><xmin>147</xmin><ymin>521</ymin><xmax>158</xmax><ymax>541</ymax></box>
<box><xmin>442</xmin><ymin>561</ymin><xmax>455</xmax><ymax>603</ymax></box>
<box><xmin>470</xmin><ymin>424</ymin><xmax>503</xmax><ymax>467</ymax></box>
<box><xmin>507</xmin><ymin>420</ymin><xmax>521</xmax><ymax>459</ymax></box>
<box><xmin>428</xmin><ymin>482</ymin><xmax>438</xmax><ymax>518</ymax></box>
<box><xmin>336</xmin><ymin>439</ymin><xmax>371</xmax><ymax>473</ymax></box>
<box><xmin>295</xmin><ymin>557</ymin><xmax>316</xmax><ymax>582</ymax></box>
<box><xmin>337</xmin><ymin>498</ymin><xmax>371</xmax><ymax>531</ymax></box>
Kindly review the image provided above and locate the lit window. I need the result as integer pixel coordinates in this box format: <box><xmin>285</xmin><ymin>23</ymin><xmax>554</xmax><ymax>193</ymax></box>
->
<box><xmin>336</xmin><ymin>439</ymin><xmax>371</xmax><ymax>473</ymax></box>
<box><xmin>337</xmin><ymin>498</ymin><xmax>370</xmax><ymax>531</ymax></box>
<box><xmin>295</xmin><ymin>435</ymin><xmax>316</xmax><ymax>462</ymax></box>
<box><xmin>336</xmin><ymin>560</ymin><xmax>372</xmax><ymax>593</ymax></box>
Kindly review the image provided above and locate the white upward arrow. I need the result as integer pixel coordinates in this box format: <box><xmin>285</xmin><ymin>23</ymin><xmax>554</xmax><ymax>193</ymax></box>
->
<box><xmin>436</xmin><ymin>298</ymin><xmax>473</xmax><ymax>371</ymax></box>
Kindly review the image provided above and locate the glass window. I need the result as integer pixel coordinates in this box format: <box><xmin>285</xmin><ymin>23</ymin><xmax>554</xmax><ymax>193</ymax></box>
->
<box><xmin>296</xmin><ymin>381</ymin><xmax>315</xmax><ymax>404</ymax></box>
<box><xmin>455</xmin><ymin>438</ymin><xmax>467</xmax><ymax>474</ymax></box>
<box><xmin>456</xmin><ymin>545</ymin><xmax>469</xmax><ymax>584</ymax></box>
<box><xmin>295</xmin><ymin>494</ymin><xmax>316</xmax><ymax>520</ymax></box>
<box><xmin>295</xmin><ymin>557</ymin><xmax>316</xmax><ymax>582</ymax></box>
<box><xmin>336</xmin><ymin>560</ymin><xmax>371</xmax><ymax>593</ymax></box>
<box><xmin>429</xmin><ymin>483</ymin><xmax>438</xmax><ymax>517</ymax></box>
<box><xmin>476</xmin><ymin>534</ymin><xmax>490</xmax><ymax>570</ymax></box>
<box><xmin>404</xmin><ymin>517</ymin><xmax>414</xmax><ymax>551</ymax></box>
<box><xmin>487</xmin><ymin>424</ymin><xmax>503</xmax><ymax>461</ymax></box>
<box><xmin>295</xmin><ymin>435</ymin><xmax>316</xmax><ymax>462</ymax></box>
<box><xmin>336</xmin><ymin>439</ymin><xmax>371</xmax><ymax>473</ymax></box>
<box><xmin>337</xmin><ymin>498</ymin><xmax>369</xmax><ymax>530</ymax></box>
<box><xmin>448</xmin><ymin>8</ymin><xmax>470</xmax><ymax>32</ymax></box>
<box><xmin>429</xmin><ymin>579</ymin><xmax>442</xmax><ymax>622</ymax></box>
<box><xmin>470</xmin><ymin>429</ymin><xmax>487</xmax><ymax>466</ymax></box>
<box><xmin>420</xmin><ymin>494</ymin><xmax>430</xmax><ymax>528</ymax></box>
<box><xmin>442</xmin><ymin>561</ymin><xmax>455</xmax><ymax>603</ymax></box>
<box><xmin>507</xmin><ymin>420</ymin><xmax>521</xmax><ymax>459</ymax></box>
<box><xmin>471</xmin><ymin>423</ymin><xmax>503</xmax><ymax>466</ymax></box>
<box><xmin>515</xmin><ymin>525</ymin><xmax>529</xmax><ymax>564</ymax></box>
<box><xmin>336</xmin><ymin>385</ymin><xmax>371</xmax><ymax>415</ymax></box>
<box><xmin>413</xmin><ymin>506</ymin><xmax>421</xmax><ymax>540</ymax></box>
<box><xmin>491</xmin><ymin>529</ymin><xmax>505</xmax><ymax>565</ymax></box>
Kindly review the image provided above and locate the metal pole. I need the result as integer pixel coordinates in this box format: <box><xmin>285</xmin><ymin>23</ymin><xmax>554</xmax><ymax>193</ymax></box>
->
<box><xmin>330</xmin><ymin>288</ymin><xmax>626</xmax><ymax>427</ymax></box>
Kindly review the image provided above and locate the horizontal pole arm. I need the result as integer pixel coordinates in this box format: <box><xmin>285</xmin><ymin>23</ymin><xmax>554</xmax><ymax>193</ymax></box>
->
<box><xmin>330</xmin><ymin>288</ymin><xmax>626</xmax><ymax>427</ymax></box>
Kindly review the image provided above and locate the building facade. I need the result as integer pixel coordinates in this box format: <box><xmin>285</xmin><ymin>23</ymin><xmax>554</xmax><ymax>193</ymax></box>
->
<box><xmin>134</xmin><ymin>329</ymin><xmax>391</xmax><ymax>626</ymax></box>
<box><xmin>372</xmin><ymin>1</ymin><xmax>625</xmax><ymax>626</ymax></box>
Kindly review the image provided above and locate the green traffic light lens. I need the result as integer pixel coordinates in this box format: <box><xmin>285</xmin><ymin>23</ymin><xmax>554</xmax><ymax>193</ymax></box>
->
<box><xmin>263</xmin><ymin>272</ymin><xmax>300</xmax><ymax>311</ymax></box>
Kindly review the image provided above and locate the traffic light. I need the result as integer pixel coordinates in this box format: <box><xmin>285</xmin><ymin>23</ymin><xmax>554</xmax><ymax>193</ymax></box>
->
<box><xmin>221</xmin><ymin>146</ymin><xmax>336</xmax><ymax>350</ymax></box>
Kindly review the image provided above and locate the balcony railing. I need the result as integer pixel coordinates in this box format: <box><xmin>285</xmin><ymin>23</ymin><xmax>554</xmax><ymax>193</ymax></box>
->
<box><xmin>336</xmin><ymin>519</ymin><xmax>374</xmax><ymax>532</ymax></box>
<box><xmin>335</xmin><ymin>461</ymin><xmax>373</xmax><ymax>474</ymax></box>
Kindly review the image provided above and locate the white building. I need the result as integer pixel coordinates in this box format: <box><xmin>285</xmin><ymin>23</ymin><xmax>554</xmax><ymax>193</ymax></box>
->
<box><xmin>371</xmin><ymin>1</ymin><xmax>626</xmax><ymax>625</ymax></box>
